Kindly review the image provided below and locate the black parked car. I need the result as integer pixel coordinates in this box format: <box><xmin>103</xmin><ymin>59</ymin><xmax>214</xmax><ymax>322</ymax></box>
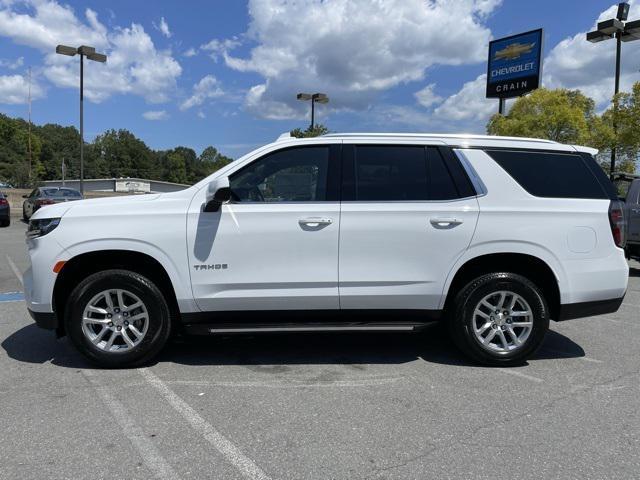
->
<box><xmin>22</xmin><ymin>187</ymin><xmax>83</xmax><ymax>221</ymax></box>
<box><xmin>0</xmin><ymin>192</ymin><xmax>9</xmax><ymax>227</ymax></box>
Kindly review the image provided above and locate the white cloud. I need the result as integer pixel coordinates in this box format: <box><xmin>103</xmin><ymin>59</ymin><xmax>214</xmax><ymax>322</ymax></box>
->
<box><xmin>435</xmin><ymin>74</ymin><xmax>497</xmax><ymax>124</ymax></box>
<box><xmin>221</xmin><ymin>0</ymin><xmax>500</xmax><ymax>118</ymax></box>
<box><xmin>142</xmin><ymin>109</ymin><xmax>169</xmax><ymax>120</ymax></box>
<box><xmin>183</xmin><ymin>47</ymin><xmax>197</xmax><ymax>57</ymax></box>
<box><xmin>414</xmin><ymin>83</ymin><xmax>443</xmax><ymax>108</ymax></box>
<box><xmin>153</xmin><ymin>16</ymin><xmax>171</xmax><ymax>38</ymax></box>
<box><xmin>197</xmin><ymin>110</ymin><xmax>205</xmax><ymax>119</ymax></box>
<box><xmin>0</xmin><ymin>73</ymin><xmax>44</xmax><ymax>104</ymax></box>
<box><xmin>200</xmin><ymin>37</ymin><xmax>240</xmax><ymax>61</ymax></box>
<box><xmin>180</xmin><ymin>74</ymin><xmax>224</xmax><ymax>110</ymax></box>
<box><xmin>0</xmin><ymin>1</ymin><xmax>182</xmax><ymax>104</ymax></box>
<box><xmin>0</xmin><ymin>55</ymin><xmax>23</xmax><ymax>69</ymax></box>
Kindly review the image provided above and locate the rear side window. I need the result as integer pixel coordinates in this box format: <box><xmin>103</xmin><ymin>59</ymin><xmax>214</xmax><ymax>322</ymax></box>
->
<box><xmin>342</xmin><ymin>145</ymin><xmax>471</xmax><ymax>201</ymax></box>
<box><xmin>486</xmin><ymin>150</ymin><xmax>608</xmax><ymax>199</ymax></box>
<box><xmin>354</xmin><ymin>146</ymin><xmax>428</xmax><ymax>201</ymax></box>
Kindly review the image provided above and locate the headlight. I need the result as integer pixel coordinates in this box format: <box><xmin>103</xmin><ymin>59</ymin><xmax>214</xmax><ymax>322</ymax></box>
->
<box><xmin>26</xmin><ymin>218</ymin><xmax>61</xmax><ymax>239</ymax></box>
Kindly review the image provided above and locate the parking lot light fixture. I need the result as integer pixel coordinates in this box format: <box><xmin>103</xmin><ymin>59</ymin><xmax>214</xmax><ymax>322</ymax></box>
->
<box><xmin>55</xmin><ymin>44</ymin><xmax>107</xmax><ymax>194</ymax></box>
<box><xmin>296</xmin><ymin>92</ymin><xmax>329</xmax><ymax>130</ymax></box>
<box><xmin>586</xmin><ymin>2</ymin><xmax>639</xmax><ymax>177</ymax></box>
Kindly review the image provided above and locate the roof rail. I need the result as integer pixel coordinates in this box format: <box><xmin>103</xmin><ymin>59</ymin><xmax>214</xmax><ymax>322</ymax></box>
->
<box><xmin>276</xmin><ymin>132</ymin><xmax>294</xmax><ymax>142</ymax></box>
<box><xmin>321</xmin><ymin>132</ymin><xmax>558</xmax><ymax>144</ymax></box>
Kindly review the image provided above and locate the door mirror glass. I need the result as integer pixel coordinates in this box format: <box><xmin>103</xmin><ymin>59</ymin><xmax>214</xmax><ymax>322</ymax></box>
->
<box><xmin>204</xmin><ymin>177</ymin><xmax>231</xmax><ymax>212</ymax></box>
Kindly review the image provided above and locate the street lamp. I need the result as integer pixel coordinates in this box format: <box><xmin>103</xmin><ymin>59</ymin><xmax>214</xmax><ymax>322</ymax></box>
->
<box><xmin>56</xmin><ymin>44</ymin><xmax>107</xmax><ymax>194</ymax></box>
<box><xmin>586</xmin><ymin>2</ymin><xmax>639</xmax><ymax>176</ymax></box>
<box><xmin>296</xmin><ymin>92</ymin><xmax>329</xmax><ymax>130</ymax></box>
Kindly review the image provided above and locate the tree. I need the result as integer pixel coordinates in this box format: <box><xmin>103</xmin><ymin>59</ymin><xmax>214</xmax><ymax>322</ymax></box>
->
<box><xmin>198</xmin><ymin>146</ymin><xmax>233</xmax><ymax>178</ymax></box>
<box><xmin>599</xmin><ymin>83</ymin><xmax>640</xmax><ymax>174</ymax></box>
<box><xmin>290</xmin><ymin>123</ymin><xmax>329</xmax><ymax>138</ymax></box>
<box><xmin>165</xmin><ymin>151</ymin><xmax>188</xmax><ymax>184</ymax></box>
<box><xmin>487</xmin><ymin>89</ymin><xmax>602</xmax><ymax>145</ymax></box>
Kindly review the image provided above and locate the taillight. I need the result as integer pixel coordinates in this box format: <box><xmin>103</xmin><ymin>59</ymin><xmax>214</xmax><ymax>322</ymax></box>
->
<box><xmin>0</xmin><ymin>198</ymin><xmax>7</xmax><ymax>205</ymax></box>
<box><xmin>36</xmin><ymin>199</ymin><xmax>55</xmax><ymax>206</ymax></box>
<box><xmin>608</xmin><ymin>200</ymin><xmax>626</xmax><ymax>248</ymax></box>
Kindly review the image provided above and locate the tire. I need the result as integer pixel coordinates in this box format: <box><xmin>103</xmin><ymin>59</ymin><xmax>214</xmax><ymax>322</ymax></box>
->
<box><xmin>0</xmin><ymin>218</ymin><xmax>8</xmax><ymax>227</ymax></box>
<box><xmin>448</xmin><ymin>272</ymin><xmax>549</xmax><ymax>367</ymax></box>
<box><xmin>65</xmin><ymin>269</ymin><xmax>172</xmax><ymax>368</ymax></box>
<box><xmin>22</xmin><ymin>207</ymin><xmax>28</xmax><ymax>222</ymax></box>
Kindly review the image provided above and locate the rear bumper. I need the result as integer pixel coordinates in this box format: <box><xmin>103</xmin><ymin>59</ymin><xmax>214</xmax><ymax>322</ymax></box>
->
<box><xmin>28</xmin><ymin>308</ymin><xmax>58</xmax><ymax>330</ymax></box>
<box><xmin>557</xmin><ymin>296</ymin><xmax>625</xmax><ymax>321</ymax></box>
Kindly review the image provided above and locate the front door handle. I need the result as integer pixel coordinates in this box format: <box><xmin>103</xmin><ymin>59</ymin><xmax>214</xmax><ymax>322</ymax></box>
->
<box><xmin>430</xmin><ymin>217</ymin><xmax>462</xmax><ymax>228</ymax></box>
<box><xmin>299</xmin><ymin>217</ymin><xmax>333</xmax><ymax>227</ymax></box>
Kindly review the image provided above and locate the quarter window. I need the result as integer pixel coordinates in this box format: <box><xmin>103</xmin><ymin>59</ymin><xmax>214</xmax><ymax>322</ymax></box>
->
<box><xmin>486</xmin><ymin>150</ymin><xmax>609</xmax><ymax>199</ymax></box>
<box><xmin>230</xmin><ymin>146</ymin><xmax>329</xmax><ymax>202</ymax></box>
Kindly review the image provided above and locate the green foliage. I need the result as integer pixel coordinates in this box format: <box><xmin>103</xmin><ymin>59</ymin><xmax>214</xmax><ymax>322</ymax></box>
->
<box><xmin>487</xmin><ymin>86</ymin><xmax>639</xmax><ymax>174</ymax></box>
<box><xmin>290</xmin><ymin>123</ymin><xmax>329</xmax><ymax>138</ymax></box>
<box><xmin>487</xmin><ymin>88</ymin><xmax>599</xmax><ymax>145</ymax></box>
<box><xmin>0</xmin><ymin>113</ymin><xmax>234</xmax><ymax>187</ymax></box>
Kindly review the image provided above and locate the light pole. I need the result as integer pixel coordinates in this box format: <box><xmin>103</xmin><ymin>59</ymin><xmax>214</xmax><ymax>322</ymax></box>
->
<box><xmin>56</xmin><ymin>45</ymin><xmax>106</xmax><ymax>194</ymax></box>
<box><xmin>296</xmin><ymin>93</ymin><xmax>329</xmax><ymax>130</ymax></box>
<box><xmin>587</xmin><ymin>2</ymin><xmax>640</xmax><ymax>176</ymax></box>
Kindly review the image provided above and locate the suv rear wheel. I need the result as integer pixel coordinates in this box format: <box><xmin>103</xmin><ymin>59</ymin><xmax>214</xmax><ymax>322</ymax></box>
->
<box><xmin>65</xmin><ymin>269</ymin><xmax>171</xmax><ymax>368</ymax></box>
<box><xmin>448</xmin><ymin>272</ymin><xmax>549</xmax><ymax>366</ymax></box>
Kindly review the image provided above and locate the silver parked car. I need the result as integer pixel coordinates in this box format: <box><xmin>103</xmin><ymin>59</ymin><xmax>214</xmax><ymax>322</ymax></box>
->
<box><xmin>22</xmin><ymin>187</ymin><xmax>83</xmax><ymax>221</ymax></box>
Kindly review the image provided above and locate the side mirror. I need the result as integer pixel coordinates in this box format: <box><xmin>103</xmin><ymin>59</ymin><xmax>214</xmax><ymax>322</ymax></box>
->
<box><xmin>204</xmin><ymin>177</ymin><xmax>231</xmax><ymax>212</ymax></box>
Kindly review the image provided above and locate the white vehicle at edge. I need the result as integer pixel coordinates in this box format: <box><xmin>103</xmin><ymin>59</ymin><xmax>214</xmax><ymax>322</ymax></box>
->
<box><xmin>23</xmin><ymin>133</ymin><xmax>629</xmax><ymax>367</ymax></box>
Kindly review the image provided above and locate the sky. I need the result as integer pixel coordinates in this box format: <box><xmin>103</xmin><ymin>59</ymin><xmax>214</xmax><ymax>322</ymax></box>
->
<box><xmin>0</xmin><ymin>0</ymin><xmax>639</xmax><ymax>159</ymax></box>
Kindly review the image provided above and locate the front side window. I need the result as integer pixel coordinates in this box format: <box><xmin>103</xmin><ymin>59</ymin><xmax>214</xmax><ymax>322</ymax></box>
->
<box><xmin>230</xmin><ymin>146</ymin><xmax>329</xmax><ymax>202</ymax></box>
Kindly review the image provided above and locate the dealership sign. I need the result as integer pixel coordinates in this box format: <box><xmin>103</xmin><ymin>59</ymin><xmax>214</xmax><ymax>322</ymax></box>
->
<box><xmin>486</xmin><ymin>29</ymin><xmax>543</xmax><ymax>99</ymax></box>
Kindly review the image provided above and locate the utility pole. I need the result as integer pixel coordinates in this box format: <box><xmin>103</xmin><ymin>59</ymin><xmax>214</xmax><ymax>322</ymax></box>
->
<box><xmin>56</xmin><ymin>44</ymin><xmax>107</xmax><ymax>195</ymax></box>
<box><xmin>296</xmin><ymin>93</ymin><xmax>329</xmax><ymax>130</ymax></box>
<box><xmin>586</xmin><ymin>2</ymin><xmax>640</xmax><ymax>177</ymax></box>
<box><xmin>27</xmin><ymin>67</ymin><xmax>32</xmax><ymax>184</ymax></box>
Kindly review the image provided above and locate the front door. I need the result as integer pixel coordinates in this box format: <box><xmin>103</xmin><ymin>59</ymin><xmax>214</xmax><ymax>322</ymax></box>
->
<box><xmin>338</xmin><ymin>144</ymin><xmax>479</xmax><ymax>311</ymax></box>
<box><xmin>187</xmin><ymin>144</ymin><xmax>341</xmax><ymax>312</ymax></box>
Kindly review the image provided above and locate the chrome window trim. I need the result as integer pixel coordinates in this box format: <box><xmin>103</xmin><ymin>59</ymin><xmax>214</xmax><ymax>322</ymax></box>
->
<box><xmin>453</xmin><ymin>149</ymin><xmax>488</xmax><ymax>197</ymax></box>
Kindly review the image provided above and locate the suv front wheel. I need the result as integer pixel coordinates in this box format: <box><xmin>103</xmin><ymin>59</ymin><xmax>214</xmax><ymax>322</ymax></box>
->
<box><xmin>65</xmin><ymin>269</ymin><xmax>172</xmax><ymax>368</ymax></box>
<box><xmin>448</xmin><ymin>272</ymin><xmax>549</xmax><ymax>366</ymax></box>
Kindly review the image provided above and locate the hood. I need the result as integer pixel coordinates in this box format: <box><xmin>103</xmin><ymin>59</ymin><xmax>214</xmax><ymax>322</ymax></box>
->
<box><xmin>32</xmin><ymin>193</ymin><xmax>161</xmax><ymax>220</ymax></box>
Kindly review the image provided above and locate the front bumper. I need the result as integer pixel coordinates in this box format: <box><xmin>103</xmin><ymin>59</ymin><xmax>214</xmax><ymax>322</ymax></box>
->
<box><xmin>557</xmin><ymin>295</ymin><xmax>626</xmax><ymax>321</ymax></box>
<box><xmin>28</xmin><ymin>308</ymin><xmax>58</xmax><ymax>330</ymax></box>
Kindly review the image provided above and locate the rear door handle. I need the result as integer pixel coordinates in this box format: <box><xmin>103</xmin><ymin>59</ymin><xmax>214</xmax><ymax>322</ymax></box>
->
<box><xmin>299</xmin><ymin>217</ymin><xmax>333</xmax><ymax>226</ymax></box>
<box><xmin>430</xmin><ymin>217</ymin><xmax>462</xmax><ymax>228</ymax></box>
<box><xmin>632</xmin><ymin>208</ymin><xmax>640</xmax><ymax>214</ymax></box>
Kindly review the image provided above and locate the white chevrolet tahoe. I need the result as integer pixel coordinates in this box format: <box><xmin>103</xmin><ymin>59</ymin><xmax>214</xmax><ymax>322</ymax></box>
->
<box><xmin>23</xmin><ymin>133</ymin><xmax>629</xmax><ymax>367</ymax></box>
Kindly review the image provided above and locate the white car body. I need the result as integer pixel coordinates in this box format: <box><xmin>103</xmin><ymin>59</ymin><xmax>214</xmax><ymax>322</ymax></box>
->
<box><xmin>24</xmin><ymin>133</ymin><xmax>629</xmax><ymax>335</ymax></box>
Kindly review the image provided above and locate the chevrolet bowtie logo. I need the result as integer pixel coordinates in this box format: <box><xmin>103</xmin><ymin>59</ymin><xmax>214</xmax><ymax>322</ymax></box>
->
<box><xmin>494</xmin><ymin>42</ymin><xmax>536</xmax><ymax>60</ymax></box>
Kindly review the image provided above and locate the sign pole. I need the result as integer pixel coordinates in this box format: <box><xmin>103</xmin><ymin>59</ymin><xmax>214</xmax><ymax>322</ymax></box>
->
<box><xmin>498</xmin><ymin>98</ymin><xmax>506</xmax><ymax>115</ymax></box>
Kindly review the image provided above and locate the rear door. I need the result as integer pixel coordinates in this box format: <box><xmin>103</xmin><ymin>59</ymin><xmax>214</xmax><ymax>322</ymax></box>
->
<box><xmin>338</xmin><ymin>144</ymin><xmax>479</xmax><ymax>311</ymax></box>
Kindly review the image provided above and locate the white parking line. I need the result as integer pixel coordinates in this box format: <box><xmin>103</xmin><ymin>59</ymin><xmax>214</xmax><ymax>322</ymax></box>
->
<box><xmin>497</xmin><ymin>368</ymin><xmax>543</xmax><ymax>383</ymax></box>
<box><xmin>6</xmin><ymin>255</ymin><xmax>23</xmax><ymax>286</ymax></box>
<box><xmin>81</xmin><ymin>369</ymin><xmax>181</xmax><ymax>480</ymax></box>
<box><xmin>139</xmin><ymin>368</ymin><xmax>272</xmax><ymax>480</ymax></box>
<box><xmin>168</xmin><ymin>377</ymin><xmax>401</xmax><ymax>388</ymax></box>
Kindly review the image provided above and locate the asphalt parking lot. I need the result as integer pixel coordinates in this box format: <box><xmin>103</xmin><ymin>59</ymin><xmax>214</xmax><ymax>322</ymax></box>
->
<box><xmin>1</xmin><ymin>219</ymin><xmax>639</xmax><ymax>480</ymax></box>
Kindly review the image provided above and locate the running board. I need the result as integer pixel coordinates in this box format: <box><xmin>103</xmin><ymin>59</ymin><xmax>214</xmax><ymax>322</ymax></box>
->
<box><xmin>183</xmin><ymin>322</ymin><xmax>430</xmax><ymax>335</ymax></box>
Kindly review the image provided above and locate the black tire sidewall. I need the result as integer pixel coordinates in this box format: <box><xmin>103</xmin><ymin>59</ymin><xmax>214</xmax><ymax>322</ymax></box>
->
<box><xmin>65</xmin><ymin>270</ymin><xmax>171</xmax><ymax>367</ymax></box>
<box><xmin>450</xmin><ymin>273</ymin><xmax>549</xmax><ymax>366</ymax></box>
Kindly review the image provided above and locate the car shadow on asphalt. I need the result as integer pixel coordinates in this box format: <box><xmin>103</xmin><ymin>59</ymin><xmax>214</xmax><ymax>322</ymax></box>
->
<box><xmin>630</xmin><ymin>266</ymin><xmax>639</xmax><ymax>277</ymax></box>
<box><xmin>1</xmin><ymin>322</ymin><xmax>586</xmax><ymax>369</ymax></box>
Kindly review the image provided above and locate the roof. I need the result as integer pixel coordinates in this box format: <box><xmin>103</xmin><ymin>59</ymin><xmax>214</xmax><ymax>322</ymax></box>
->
<box><xmin>274</xmin><ymin>132</ymin><xmax>597</xmax><ymax>154</ymax></box>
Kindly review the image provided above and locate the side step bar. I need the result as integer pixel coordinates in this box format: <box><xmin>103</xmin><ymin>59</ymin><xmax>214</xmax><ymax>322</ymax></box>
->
<box><xmin>183</xmin><ymin>322</ymin><xmax>431</xmax><ymax>335</ymax></box>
